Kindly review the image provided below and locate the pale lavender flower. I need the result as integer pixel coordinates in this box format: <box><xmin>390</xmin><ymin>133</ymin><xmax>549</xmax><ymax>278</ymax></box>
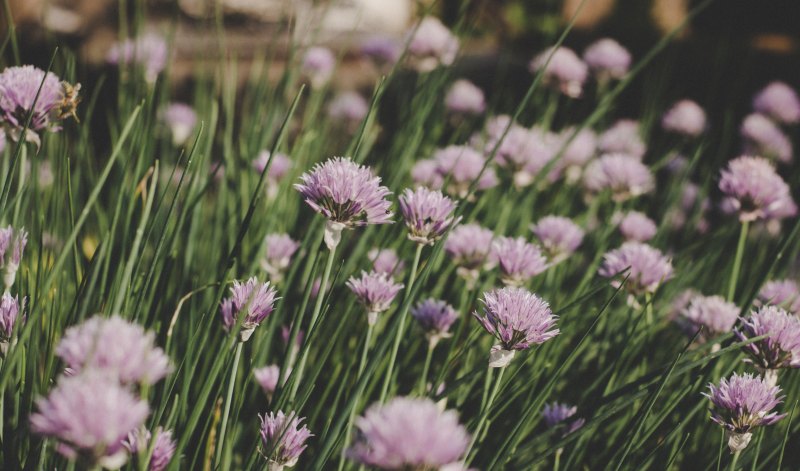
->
<box><xmin>491</xmin><ymin>237</ymin><xmax>549</xmax><ymax>286</ymax></box>
<box><xmin>0</xmin><ymin>292</ymin><xmax>23</xmax><ymax>345</ymax></box>
<box><xmin>348</xmin><ymin>397</ymin><xmax>470</xmax><ymax>469</ymax></box>
<box><xmin>301</xmin><ymin>47</ymin><xmax>335</xmax><ymax>89</ymax></box>
<box><xmin>161</xmin><ymin>102</ymin><xmax>196</xmax><ymax>146</ymax></box>
<box><xmin>740</xmin><ymin>113</ymin><xmax>793</xmax><ymax>163</ymax></box>
<box><xmin>661</xmin><ymin>100</ymin><xmax>706</xmax><ymax>137</ymax></box>
<box><xmin>529</xmin><ymin>47</ymin><xmax>588</xmax><ymax>98</ymax></box>
<box><xmin>496</xmin><ymin>127</ymin><xmax>560</xmax><ymax>188</ymax></box>
<box><xmin>106</xmin><ymin>33</ymin><xmax>168</xmax><ymax>83</ymax></box>
<box><xmin>471</xmin><ymin>119</ymin><xmax>528</xmax><ymax>170</ymax></box>
<box><xmin>736</xmin><ymin>305</ymin><xmax>800</xmax><ymax>372</ymax></box>
<box><xmin>559</xmin><ymin>127</ymin><xmax>597</xmax><ymax>171</ymax></box>
<box><xmin>531</xmin><ymin>215</ymin><xmax>584</xmax><ymax>264</ymax></box>
<box><xmin>55</xmin><ymin>315</ymin><xmax>172</xmax><ymax>385</ymax></box>
<box><xmin>412</xmin><ymin>299</ymin><xmax>459</xmax><ymax>346</ymax></box>
<box><xmin>583</xmin><ymin>153</ymin><xmax>654</xmax><ymax>202</ymax></box>
<box><xmin>758</xmin><ymin>279</ymin><xmax>800</xmax><ymax>314</ymax></box>
<box><xmin>677</xmin><ymin>294</ymin><xmax>739</xmax><ymax>341</ymax></box>
<box><xmin>582</xmin><ymin>38</ymin><xmax>631</xmax><ymax>81</ymax></box>
<box><xmin>432</xmin><ymin>145</ymin><xmax>498</xmax><ymax>198</ymax></box>
<box><xmin>597</xmin><ymin>120</ymin><xmax>646</xmax><ymax>159</ymax></box>
<box><xmin>361</xmin><ymin>35</ymin><xmax>401</xmax><ymax>67</ymax></box>
<box><xmin>124</xmin><ymin>427</ymin><xmax>177</xmax><ymax>471</ymax></box>
<box><xmin>398</xmin><ymin>187</ymin><xmax>458</xmax><ymax>245</ymax></box>
<box><xmin>31</xmin><ymin>372</ymin><xmax>150</xmax><ymax>468</ymax></box>
<box><xmin>705</xmin><ymin>372</ymin><xmax>785</xmax><ymax>452</ymax></box>
<box><xmin>220</xmin><ymin>278</ymin><xmax>279</xmax><ymax>341</ymax></box>
<box><xmin>327</xmin><ymin>91</ymin><xmax>369</xmax><ymax>124</ymax></box>
<box><xmin>281</xmin><ymin>325</ymin><xmax>304</xmax><ymax>351</ymax></box>
<box><xmin>253</xmin><ymin>151</ymin><xmax>293</xmax><ymax>199</ymax></box>
<box><xmin>0</xmin><ymin>225</ymin><xmax>27</xmax><ymax>291</ymax></box>
<box><xmin>445</xmin><ymin>79</ymin><xmax>486</xmax><ymax>116</ymax></box>
<box><xmin>598</xmin><ymin>242</ymin><xmax>673</xmax><ymax>296</ymax></box>
<box><xmin>718</xmin><ymin>156</ymin><xmax>793</xmax><ymax>222</ymax></box>
<box><xmin>406</xmin><ymin>17</ymin><xmax>459</xmax><ymax>73</ymax></box>
<box><xmin>542</xmin><ymin>402</ymin><xmax>585</xmax><ymax>436</ymax></box>
<box><xmin>259</xmin><ymin>411</ymin><xmax>312</xmax><ymax>469</ymax></box>
<box><xmin>254</xmin><ymin>365</ymin><xmax>282</xmax><ymax>397</ymax></box>
<box><xmin>260</xmin><ymin>233</ymin><xmax>300</xmax><ymax>282</ymax></box>
<box><xmin>347</xmin><ymin>271</ymin><xmax>404</xmax><ymax>325</ymax></box>
<box><xmin>367</xmin><ymin>248</ymin><xmax>404</xmax><ymax>277</ymax></box>
<box><xmin>618</xmin><ymin>211</ymin><xmax>657</xmax><ymax>242</ymax></box>
<box><xmin>445</xmin><ymin>223</ymin><xmax>495</xmax><ymax>286</ymax></box>
<box><xmin>410</xmin><ymin>159</ymin><xmax>444</xmax><ymax>189</ymax></box>
<box><xmin>474</xmin><ymin>286</ymin><xmax>559</xmax><ymax>367</ymax></box>
<box><xmin>752</xmin><ymin>81</ymin><xmax>800</xmax><ymax>125</ymax></box>
<box><xmin>295</xmin><ymin>157</ymin><xmax>393</xmax><ymax>249</ymax></box>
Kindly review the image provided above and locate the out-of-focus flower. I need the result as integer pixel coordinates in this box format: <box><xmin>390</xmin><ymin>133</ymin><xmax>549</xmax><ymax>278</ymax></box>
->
<box><xmin>405</xmin><ymin>17</ymin><xmax>459</xmax><ymax>73</ymax></box>
<box><xmin>301</xmin><ymin>47</ymin><xmax>335</xmax><ymax>89</ymax></box>
<box><xmin>583</xmin><ymin>153</ymin><xmax>654</xmax><ymax>202</ymax></box>
<box><xmin>106</xmin><ymin>33</ymin><xmax>167</xmax><ymax>83</ymax></box>
<box><xmin>327</xmin><ymin>91</ymin><xmax>369</xmax><ymax>127</ymax></box>
<box><xmin>254</xmin><ymin>365</ymin><xmax>283</xmax><ymax>397</ymax></box>
<box><xmin>260</xmin><ymin>233</ymin><xmax>300</xmax><ymax>283</ymax></box>
<box><xmin>0</xmin><ymin>225</ymin><xmax>26</xmax><ymax>292</ymax></box>
<box><xmin>367</xmin><ymin>248</ymin><xmax>404</xmax><ymax>277</ymax></box>
<box><xmin>529</xmin><ymin>47</ymin><xmax>588</xmax><ymax>98</ymax></box>
<box><xmin>253</xmin><ymin>151</ymin><xmax>293</xmax><ymax>199</ymax></box>
<box><xmin>410</xmin><ymin>159</ymin><xmax>444</xmax><ymax>190</ymax></box>
<box><xmin>347</xmin><ymin>397</ymin><xmax>470</xmax><ymax>469</ymax></box>
<box><xmin>347</xmin><ymin>271</ymin><xmax>404</xmax><ymax>325</ymax></box>
<box><xmin>661</xmin><ymin>100</ymin><xmax>706</xmax><ymax>137</ymax></box>
<box><xmin>618</xmin><ymin>211</ymin><xmax>657</xmax><ymax>242</ymax></box>
<box><xmin>474</xmin><ymin>286</ymin><xmax>559</xmax><ymax>367</ymax></box>
<box><xmin>161</xmin><ymin>102</ymin><xmax>196</xmax><ymax>146</ymax></box>
<box><xmin>220</xmin><ymin>278</ymin><xmax>279</xmax><ymax>341</ymax></box>
<box><xmin>398</xmin><ymin>187</ymin><xmax>458</xmax><ymax>245</ymax></box>
<box><xmin>752</xmin><ymin>81</ymin><xmax>800</xmax><ymax>125</ymax></box>
<box><xmin>705</xmin><ymin>372</ymin><xmax>785</xmax><ymax>452</ymax></box>
<box><xmin>295</xmin><ymin>157</ymin><xmax>393</xmax><ymax>249</ymax></box>
<box><xmin>432</xmin><ymin>145</ymin><xmax>498</xmax><ymax>198</ymax></box>
<box><xmin>557</xmin><ymin>127</ymin><xmax>597</xmax><ymax>182</ymax></box>
<box><xmin>491</xmin><ymin>237</ymin><xmax>548</xmax><ymax>286</ymax></box>
<box><xmin>597</xmin><ymin>120</ymin><xmax>646</xmax><ymax>159</ymax></box>
<box><xmin>412</xmin><ymin>299</ymin><xmax>458</xmax><ymax>346</ymax></box>
<box><xmin>123</xmin><ymin>427</ymin><xmax>177</xmax><ymax>471</ymax></box>
<box><xmin>0</xmin><ymin>293</ymin><xmax>24</xmax><ymax>354</ymax></box>
<box><xmin>598</xmin><ymin>242</ymin><xmax>673</xmax><ymax>296</ymax></box>
<box><xmin>736</xmin><ymin>305</ymin><xmax>800</xmax><ymax>377</ymax></box>
<box><xmin>740</xmin><ymin>114</ymin><xmax>793</xmax><ymax>163</ymax></box>
<box><xmin>445</xmin><ymin>223</ymin><xmax>495</xmax><ymax>286</ymax></box>
<box><xmin>531</xmin><ymin>216</ymin><xmax>584</xmax><ymax>264</ymax></box>
<box><xmin>259</xmin><ymin>411</ymin><xmax>312</xmax><ymax>469</ymax></box>
<box><xmin>55</xmin><ymin>315</ymin><xmax>172</xmax><ymax>385</ymax></box>
<box><xmin>542</xmin><ymin>402</ymin><xmax>585</xmax><ymax>436</ymax></box>
<box><xmin>30</xmin><ymin>372</ymin><xmax>150</xmax><ymax>468</ymax></box>
<box><xmin>361</xmin><ymin>35</ymin><xmax>401</xmax><ymax>68</ymax></box>
<box><xmin>582</xmin><ymin>38</ymin><xmax>631</xmax><ymax>81</ymax></box>
<box><xmin>445</xmin><ymin>79</ymin><xmax>486</xmax><ymax>116</ymax></box>
<box><xmin>718</xmin><ymin>156</ymin><xmax>793</xmax><ymax>222</ymax></box>
<box><xmin>677</xmin><ymin>294</ymin><xmax>739</xmax><ymax>341</ymax></box>
<box><xmin>757</xmin><ymin>279</ymin><xmax>800</xmax><ymax>314</ymax></box>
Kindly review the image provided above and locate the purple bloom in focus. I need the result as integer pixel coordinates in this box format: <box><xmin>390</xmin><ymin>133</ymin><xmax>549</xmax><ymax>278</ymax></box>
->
<box><xmin>583</xmin><ymin>38</ymin><xmax>631</xmax><ymax>81</ymax></box>
<box><xmin>758</xmin><ymin>279</ymin><xmax>800</xmax><ymax>314</ymax></box>
<box><xmin>474</xmin><ymin>286</ymin><xmax>559</xmax><ymax>367</ymax></box>
<box><xmin>445</xmin><ymin>79</ymin><xmax>486</xmax><ymax>115</ymax></box>
<box><xmin>598</xmin><ymin>242</ymin><xmax>673</xmax><ymax>296</ymax></box>
<box><xmin>31</xmin><ymin>372</ymin><xmax>150</xmax><ymax>468</ymax></box>
<box><xmin>529</xmin><ymin>47</ymin><xmax>588</xmax><ymax>98</ymax></box>
<box><xmin>597</xmin><ymin>120</ymin><xmax>646</xmax><ymax>159</ymax></box>
<box><xmin>347</xmin><ymin>271</ymin><xmax>404</xmax><ymax>325</ymax></box>
<box><xmin>718</xmin><ymin>156</ymin><xmax>793</xmax><ymax>222</ymax></box>
<box><xmin>677</xmin><ymin>294</ymin><xmax>739</xmax><ymax>341</ymax></box>
<box><xmin>740</xmin><ymin>113</ymin><xmax>793</xmax><ymax>163</ymax></box>
<box><xmin>161</xmin><ymin>102</ymin><xmax>196</xmax><ymax>146</ymax></box>
<box><xmin>55</xmin><ymin>315</ymin><xmax>172</xmax><ymax>385</ymax></box>
<box><xmin>260</xmin><ymin>233</ymin><xmax>300</xmax><ymax>282</ymax></box>
<box><xmin>752</xmin><ymin>81</ymin><xmax>800</xmax><ymax>125</ymax></box>
<box><xmin>0</xmin><ymin>292</ymin><xmax>23</xmax><ymax>345</ymax></box>
<box><xmin>445</xmin><ymin>223</ymin><xmax>495</xmax><ymax>286</ymax></box>
<box><xmin>327</xmin><ymin>91</ymin><xmax>369</xmax><ymax>125</ymax></box>
<box><xmin>259</xmin><ymin>411</ymin><xmax>312</xmax><ymax>469</ymax></box>
<box><xmin>583</xmin><ymin>153</ymin><xmax>654</xmax><ymax>202</ymax></box>
<box><xmin>368</xmin><ymin>248</ymin><xmax>404</xmax><ymax>277</ymax></box>
<box><xmin>736</xmin><ymin>305</ymin><xmax>800</xmax><ymax>372</ymax></box>
<box><xmin>542</xmin><ymin>402</ymin><xmax>585</xmax><ymax>436</ymax></box>
<box><xmin>412</xmin><ymin>299</ymin><xmax>459</xmax><ymax>345</ymax></box>
<box><xmin>124</xmin><ymin>427</ymin><xmax>177</xmax><ymax>471</ymax></box>
<box><xmin>406</xmin><ymin>17</ymin><xmax>459</xmax><ymax>73</ymax></box>
<box><xmin>301</xmin><ymin>47</ymin><xmax>335</xmax><ymax>88</ymax></box>
<box><xmin>106</xmin><ymin>33</ymin><xmax>168</xmax><ymax>83</ymax></box>
<box><xmin>661</xmin><ymin>100</ymin><xmax>706</xmax><ymax>137</ymax></box>
<box><xmin>254</xmin><ymin>365</ymin><xmax>283</xmax><ymax>397</ymax></box>
<box><xmin>220</xmin><ymin>278</ymin><xmax>279</xmax><ymax>341</ymax></box>
<box><xmin>398</xmin><ymin>187</ymin><xmax>458</xmax><ymax>245</ymax></box>
<box><xmin>705</xmin><ymin>372</ymin><xmax>785</xmax><ymax>452</ymax></box>
<box><xmin>347</xmin><ymin>396</ymin><xmax>470</xmax><ymax>469</ymax></box>
<box><xmin>618</xmin><ymin>211</ymin><xmax>657</xmax><ymax>242</ymax></box>
<box><xmin>531</xmin><ymin>215</ymin><xmax>584</xmax><ymax>264</ymax></box>
<box><xmin>361</xmin><ymin>35</ymin><xmax>401</xmax><ymax>67</ymax></box>
<box><xmin>491</xmin><ymin>236</ymin><xmax>549</xmax><ymax>286</ymax></box>
<box><xmin>0</xmin><ymin>225</ymin><xmax>27</xmax><ymax>291</ymax></box>
<box><xmin>432</xmin><ymin>145</ymin><xmax>498</xmax><ymax>198</ymax></box>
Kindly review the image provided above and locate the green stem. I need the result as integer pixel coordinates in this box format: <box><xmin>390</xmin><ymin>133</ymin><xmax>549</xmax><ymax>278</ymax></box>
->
<box><xmin>338</xmin><ymin>322</ymin><xmax>375</xmax><ymax>471</ymax></box>
<box><xmin>12</xmin><ymin>145</ymin><xmax>26</xmax><ymax>224</ymax></box>
<box><xmin>729</xmin><ymin>450</ymin><xmax>740</xmax><ymax>471</ymax></box>
<box><xmin>554</xmin><ymin>447</ymin><xmax>563</xmax><ymax>471</ymax></box>
<box><xmin>215</xmin><ymin>340</ymin><xmax>243</xmax><ymax>468</ymax></box>
<box><xmin>466</xmin><ymin>365</ymin><xmax>507</xmax><ymax>464</ymax></box>
<box><xmin>727</xmin><ymin>221</ymin><xmax>749</xmax><ymax>302</ymax></box>
<box><xmin>417</xmin><ymin>340</ymin><xmax>435</xmax><ymax>396</ymax></box>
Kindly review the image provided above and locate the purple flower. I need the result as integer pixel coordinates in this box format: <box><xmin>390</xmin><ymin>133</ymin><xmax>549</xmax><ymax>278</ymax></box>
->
<box><xmin>220</xmin><ymin>278</ymin><xmax>279</xmax><ymax>341</ymax></box>
<box><xmin>253</xmin><ymin>151</ymin><xmax>292</xmax><ymax>181</ymax></box>
<box><xmin>412</xmin><ymin>299</ymin><xmax>459</xmax><ymax>345</ymax></box>
<box><xmin>301</xmin><ymin>47</ymin><xmax>335</xmax><ymax>88</ymax></box>
<box><xmin>542</xmin><ymin>402</ymin><xmax>585</xmax><ymax>436</ymax></box>
<box><xmin>758</xmin><ymin>279</ymin><xmax>800</xmax><ymax>314</ymax></box>
<box><xmin>488</xmin><ymin>126</ymin><xmax>560</xmax><ymax>188</ymax></box>
<box><xmin>327</xmin><ymin>91</ymin><xmax>369</xmax><ymax>124</ymax></box>
<box><xmin>491</xmin><ymin>236</ymin><xmax>549</xmax><ymax>286</ymax></box>
<box><xmin>398</xmin><ymin>187</ymin><xmax>458</xmax><ymax>245</ymax></box>
<box><xmin>347</xmin><ymin>271</ymin><xmax>404</xmax><ymax>324</ymax></box>
<box><xmin>106</xmin><ymin>33</ymin><xmax>168</xmax><ymax>83</ymax></box>
<box><xmin>254</xmin><ymin>365</ymin><xmax>283</xmax><ymax>397</ymax></box>
<box><xmin>598</xmin><ymin>242</ymin><xmax>673</xmax><ymax>296</ymax></box>
<box><xmin>0</xmin><ymin>225</ymin><xmax>27</xmax><ymax>291</ymax></box>
<box><xmin>705</xmin><ymin>372</ymin><xmax>785</xmax><ymax>452</ymax></box>
<box><xmin>123</xmin><ymin>427</ymin><xmax>177</xmax><ymax>471</ymax></box>
<box><xmin>582</xmin><ymin>38</ymin><xmax>631</xmax><ymax>81</ymax></box>
<box><xmin>677</xmin><ymin>294</ymin><xmax>739</xmax><ymax>341</ymax></box>
<box><xmin>55</xmin><ymin>315</ymin><xmax>172</xmax><ymax>385</ymax></box>
<box><xmin>752</xmin><ymin>81</ymin><xmax>800</xmax><ymax>125</ymax></box>
<box><xmin>618</xmin><ymin>211</ymin><xmax>657</xmax><ymax>242</ymax></box>
<box><xmin>597</xmin><ymin>120</ymin><xmax>646</xmax><ymax>159</ymax></box>
<box><xmin>583</xmin><ymin>153</ymin><xmax>654</xmax><ymax>202</ymax></box>
<box><xmin>474</xmin><ymin>286</ymin><xmax>559</xmax><ymax>367</ymax></box>
<box><xmin>347</xmin><ymin>397</ymin><xmax>470</xmax><ymax>469</ymax></box>
<box><xmin>740</xmin><ymin>113</ymin><xmax>793</xmax><ymax>163</ymax></box>
<box><xmin>368</xmin><ymin>248</ymin><xmax>404</xmax><ymax>277</ymax></box>
<box><xmin>531</xmin><ymin>215</ymin><xmax>584</xmax><ymax>263</ymax></box>
<box><xmin>445</xmin><ymin>223</ymin><xmax>495</xmax><ymax>285</ymax></box>
<box><xmin>432</xmin><ymin>145</ymin><xmax>498</xmax><ymax>198</ymax></box>
<box><xmin>661</xmin><ymin>100</ymin><xmax>706</xmax><ymax>137</ymax></box>
<box><xmin>31</xmin><ymin>372</ymin><xmax>150</xmax><ymax>468</ymax></box>
<box><xmin>259</xmin><ymin>411</ymin><xmax>311</xmax><ymax>469</ymax></box>
<box><xmin>529</xmin><ymin>47</ymin><xmax>588</xmax><ymax>98</ymax></box>
<box><xmin>445</xmin><ymin>79</ymin><xmax>486</xmax><ymax>115</ymax></box>
<box><xmin>361</xmin><ymin>35</ymin><xmax>401</xmax><ymax>67</ymax></box>
<box><xmin>736</xmin><ymin>305</ymin><xmax>800</xmax><ymax>372</ymax></box>
<box><xmin>161</xmin><ymin>102</ymin><xmax>196</xmax><ymax>146</ymax></box>
<box><xmin>406</xmin><ymin>17</ymin><xmax>459</xmax><ymax>73</ymax></box>
<box><xmin>260</xmin><ymin>233</ymin><xmax>300</xmax><ymax>282</ymax></box>
<box><xmin>559</xmin><ymin>127</ymin><xmax>597</xmax><ymax>170</ymax></box>
<box><xmin>718</xmin><ymin>156</ymin><xmax>793</xmax><ymax>222</ymax></box>
<box><xmin>410</xmin><ymin>159</ymin><xmax>444</xmax><ymax>189</ymax></box>
<box><xmin>0</xmin><ymin>292</ymin><xmax>23</xmax><ymax>345</ymax></box>
<box><xmin>295</xmin><ymin>157</ymin><xmax>393</xmax><ymax>248</ymax></box>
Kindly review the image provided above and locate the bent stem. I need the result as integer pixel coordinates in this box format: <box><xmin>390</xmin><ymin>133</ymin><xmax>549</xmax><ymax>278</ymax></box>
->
<box><xmin>726</xmin><ymin>220</ymin><xmax>749</xmax><ymax>302</ymax></box>
<box><xmin>466</xmin><ymin>365</ymin><xmax>507</xmax><ymax>465</ymax></box>
<box><xmin>215</xmin><ymin>340</ymin><xmax>243</xmax><ymax>468</ymax></box>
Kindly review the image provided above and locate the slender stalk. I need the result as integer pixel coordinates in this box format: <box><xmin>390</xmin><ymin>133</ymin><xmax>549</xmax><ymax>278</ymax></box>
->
<box><xmin>554</xmin><ymin>447</ymin><xmax>563</xmax><ymax>471</ymax></box>
<box><xmin>727</xmin><ymin>221</ymin><xmax>749</xmax><ymax>302</ymax></box>
<box><xmin>729</xmin><ymin>450</ymin><xmax>740</xmax><ymax>471</ymax></box>
<box><xmin>215</xmin><ymin>340</ymin><xmax>244</xmax><ymax>468</ymax></box>
<box><xmin>466</xmin><ymin>365</ymin><xmax>507</xmax><ymax>464</ymax></box>
<box><xmin>338</xmin><ymin>321</ymin><xmax>375</xmax><ymax>471</ymax></box>
<box><xmin>417</xmin><ymin>339</ymin><xmax>435</xmax><ymax>395</ymax></box>
<box><xmin>12</xmin><ymin>145</ymin><xmax>26</xmax><ymax>224</ymax></box>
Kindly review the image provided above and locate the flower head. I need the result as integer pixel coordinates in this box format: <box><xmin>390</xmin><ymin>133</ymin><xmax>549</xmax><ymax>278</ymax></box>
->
<box><xmin>55</xmin><ymin>315</ymin><xmax>172</xmax><ymax>385</ymax></box>
<box><xmin>618</xmin><ymin>211</ymin><xmax>657</xmax><ymax>242</ymax></box>
<box><xmin>677</xmin><ymin>294</ymin><xmax>739</xmax><ymax>341</ymax></box>
<box><xmin>123</xmin><ymin>427</ymin><xmax>177</xmax><ymax>471</ymax></box>
<box><xmin>752</xmin><ymin>81</ymin><xmax>800</xmax><ymax>125</ymax></box>
<box><xmin>718</xmin><ymin>156</ymin><xmax>793</xmax><ymax>222</ymax></box>
<box><xmin>0</xmin><ymin>225</ymin><xmax>27</xmax><ymax>290</ymax></box>
<box><xmin>432</xmin><ymin>145</ymin><xmax>498</xmax><ymax>198</ymax></box>
<box><xmin>740</xmin><ymin>113</ymin><xmax>793</xmax><ymax>163</ymax></box>
<box><xmin>347</xmin><ymin>397</ymin><xmax>470</xmax><ymax>469</ymax></box>
<box><xmin>583</xmin><ymin>153</ymin><xmax>654</xmax><ymax>202</ymax></box>
<box><xmin>598</xmin><ymin>242</ymin><xmax>673</xmax><ymax>296</ymax></box>
<box><xmin>559</xmin><ymin>127</ymin><xmax>598</xmax><ymax>170</ymax></box>
<box><xmin>259</xmin><ymin>411</ymin><xmax>312</xmax><ymax>469</ymax></box>
<box><xmin>582</xmin><ymin>38</ymin><xmax>631</xmax><ymax>81</ymax></box>
<box><xmin>220</xmin><ymin>278</ymin><xmax>279</xmax><ymax>341</ymax></box>
<box><xmin>161</xmin><ymin>102</ymin><xmax>196</xmax><ymax>146</ymax></box>
<box><xmin>398</xmin><ymin>187</ymin><xmax>458</xmax><ymax>245</ymax></box>
<box><xmin>757</xmin><ymin>279</ymin><xmax>800</xmax><ymax>314</ymax></box>
<box><xmin>491</xmin><ymin>237</ymin><xmax>549</xmax><ymax>286</ymax></box>
<box><xmin>367</xmin><ymin>248</ymin><xmax>404</xmax><ymax>277</ymax></box>
<box><xmin>542</xmin><ymin>402</ymin><xmax>585</xmax><ymax>436</ymax></box>
<box><xmin>597</xmin><ymin>120</ymin><xmax>646</xmax><ymax>159</ymax></box>
<box><xmin>531</xmin><ymin>215</ymin><xmax>584</xmax><ymax>264</ymax></box>
<box><xmin>735</xmin><ymin>305</ymin><xmax>800</xmax><ymax>371</ymax></box>
<box><xmin>412</xmin><ymin>299</ymin><xmax>459</xmax><ymax>345</ymax></box>
<box><xmin>254</xmin><ymin>365</ymin><xmax>282</xmax><ymax>397</ymax></box>
<box><xmin>106</xmin><ymin>33</ymin><xmax>167</xmax><ymax>83</ymax></box>
<box><xmin>661</xmin><ymin>100</ymin><xmax>706</xmax><ymax>137</ymax></box>
<box><xmin>31</xmin><ymin>372</ymin><xmax>150</xmax><ymax>468</ymax></box>
<box><xmin>410</xmin><ymin>159</ymin><xmax>444</xmax><ymax>189</ymax></box>
<box><xmin>260</xmin><ymin>233</ymin><xmax>300</xmax><ymax>282</ymax></box>
<box><xmin>529</xmin><ymin>47</ymin><xmax>588</xmax><ymax>98</ymax></box>
<box><xmin>327</xmin><ymin>91</ymin><xmax>369</xmax><ymax>124</ymax></box>
<box><xmin>301</xmin><ymin>47</ymin><xmax>335</xmax><ymax>88</ymax></box>
<box><xmin>445</xmin><ymin>223</ymin><xmax>494</xmax><ymax>285</ymax></box>
<box><xmin>406</xmin><ymin>17</ymin><xmax>459</xmax><ymax>73</ymax></box>
<box><xmin>0</xmin><ymin>292</ymin><xmax>23</xmax><ymax>345</ymax></box>
<box><xmin>361</xmin><ymin>35</ymin><xmax>401</xmax><ymax>67</ymax></box>
<box><xmin>445</xmin><ymin>79</ymin><xmax>486</xmax><ymax>115</ymax></box>
<box><xmin>347</xmin><ymin>271</ymin><xmax>404</xmax><ymax>324</ymax></box>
